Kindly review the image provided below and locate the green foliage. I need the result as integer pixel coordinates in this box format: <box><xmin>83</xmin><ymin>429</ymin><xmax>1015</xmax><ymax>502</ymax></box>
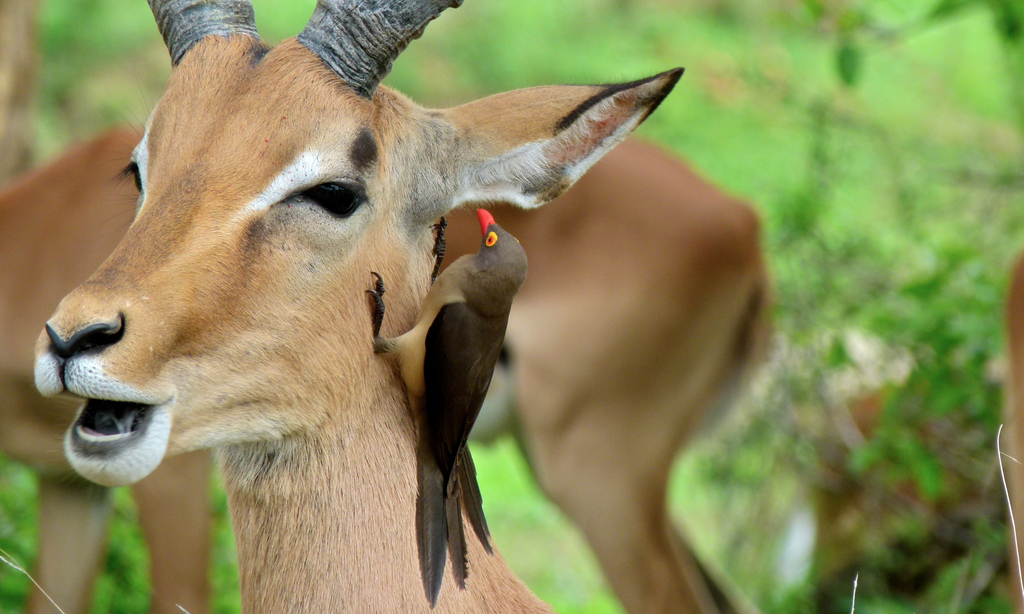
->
<box><xmin>836</xmin><ymin>39</ymin><xmax>861</xmax><ymax>86</ymax></box>
<box><xmin>0</xmin><ymin>459</ymin><xmax>35</xmax><ymax>613</ymax></box>
<box><xmin>828</xmin><ymin>0</ymin><xmax>1024</xmax><ymax>142</ymax></box>
<box><xmin>90</xmin><ymin>490</ymin><xmax>149</xmax><ymax>614</ymax></box>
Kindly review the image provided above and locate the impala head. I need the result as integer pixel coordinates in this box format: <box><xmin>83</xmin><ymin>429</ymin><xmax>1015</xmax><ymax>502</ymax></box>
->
<box><xmin>36</xmin><ymin>0</ymin><xmax>681</xmax><ymax>487</ymax></box>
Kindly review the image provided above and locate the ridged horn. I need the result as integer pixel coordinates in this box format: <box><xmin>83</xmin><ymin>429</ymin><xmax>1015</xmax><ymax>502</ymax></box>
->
<box><xmin>148</xmin><ymin>0</ymin><xmax>261</xmax><ymax>66</ymax></box>
<box><xmin>297</xmin><ymin>0</ymin><xmax>463</xmax><ymax>98</ymax></box>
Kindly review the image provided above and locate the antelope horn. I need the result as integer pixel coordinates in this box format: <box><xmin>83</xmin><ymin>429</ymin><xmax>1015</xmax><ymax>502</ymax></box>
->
<box><xmin>148</xmin><ymin>0</ymin><xmax>261</xmax><ymax>66</ymax></box>
<box><xmin>298</xmin><ymin>0</ymin><xmax>463</xmax><ymax>98</ymax></box>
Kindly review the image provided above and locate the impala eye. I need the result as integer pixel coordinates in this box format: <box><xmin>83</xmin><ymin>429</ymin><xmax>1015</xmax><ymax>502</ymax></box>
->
<box><xmin>302</xmin><ymin>182</ymin><xmax>364</xmax><ymax>217</ymax></box>
<box><xmin>120</xmin><ymin>162</ymin><xmax>142</xmax><ymax>193</ymax></box>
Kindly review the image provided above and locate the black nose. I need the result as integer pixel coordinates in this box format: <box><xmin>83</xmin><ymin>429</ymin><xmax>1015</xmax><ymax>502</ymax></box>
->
<box><xmin>47</xmin><ymin>316</ymin><xmax>124</xmax><ymax>359</ymax></box>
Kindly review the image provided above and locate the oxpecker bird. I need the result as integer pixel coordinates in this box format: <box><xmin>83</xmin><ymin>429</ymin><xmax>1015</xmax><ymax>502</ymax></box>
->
<box><xmin>368</xmin><ymin>209</ymin><xmax>527</xmax><ymax>606</ymax></box>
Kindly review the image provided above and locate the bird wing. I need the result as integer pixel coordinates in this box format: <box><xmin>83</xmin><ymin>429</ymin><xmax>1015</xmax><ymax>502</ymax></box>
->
<box><xmin>423</xmin><ymin>301</ymin><xmax>507</xmax><ymax>479</ymax></box>
<box><xmin>417</xmin><ymin>301</ymin><xmax>504</xmax><ymax>590</ymax></box>
<box><xmin>458</xmin><ymin>445</ymin><xmax>492</xmax><ymax>553</ymax></box>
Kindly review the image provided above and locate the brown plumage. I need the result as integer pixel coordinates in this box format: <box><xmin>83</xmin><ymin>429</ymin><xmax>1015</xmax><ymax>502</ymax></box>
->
<box><xmin>370</xmin><ymin>209</ymin><xmax>527</xmax><ymax>607</ymax></box>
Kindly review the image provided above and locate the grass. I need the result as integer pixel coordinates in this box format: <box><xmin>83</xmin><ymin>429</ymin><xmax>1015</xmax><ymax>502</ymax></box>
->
<box><xmin>2</xmin><ymin>0</ymin><xmax>1023</xmax><ymax>612</ymax></box>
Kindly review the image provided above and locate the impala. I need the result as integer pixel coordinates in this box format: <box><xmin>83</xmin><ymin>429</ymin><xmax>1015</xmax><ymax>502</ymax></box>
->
<box><xmin>8</xmin><ymin>133</ymin><xmax>765</xmax><ymax>613</ymax></box>
<box><xmin>0</xmin><ymin>128</ymin><xmax>210</xmax><ymax>614</ymax></box>
<box><xmin>35</xmin><ymin>0</ymin><xmax>687</xmax><ymax>609</ymax></box>
<box><xmin>1005</xmin><ymin>253</ymin><xmax>1024</xmax><ymax>614</ymax></box>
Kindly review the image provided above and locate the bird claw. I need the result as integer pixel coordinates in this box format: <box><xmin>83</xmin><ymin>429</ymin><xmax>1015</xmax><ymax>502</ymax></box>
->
<box><xmin>431</xmin><ymin>216</ymin><xmax>447</xmax><ymax>285</ymax></box>
<box><xmin>367</xmin><ymin>271</ymin><xmax>386</xmax><ymax>339</ymax></box>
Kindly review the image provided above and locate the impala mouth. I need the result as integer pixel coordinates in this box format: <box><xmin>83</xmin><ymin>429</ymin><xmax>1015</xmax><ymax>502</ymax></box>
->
<box><xmin>74</xmin><ymin>399</ymin><xmax>152</xmax><ymax>443</ymax></box>
<box><xmin>66</xmin><ymin>399</ymin><xmax>171</xmax><ymax>487</ymax></box>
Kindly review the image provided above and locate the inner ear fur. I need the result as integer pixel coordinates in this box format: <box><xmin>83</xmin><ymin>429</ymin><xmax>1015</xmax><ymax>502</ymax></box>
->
<box><xmin>443</xmin><ymin>68</ymin><xmax>682</xmax><ymax>210</ymax></box>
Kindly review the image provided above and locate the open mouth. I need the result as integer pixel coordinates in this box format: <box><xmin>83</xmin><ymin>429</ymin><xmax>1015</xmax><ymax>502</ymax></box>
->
<box><xmin>65</xmin><ymin>399</ymin><xmax>171</xmax><ymax>487</ymax></box>
<box><xmin>73</xmin><ymin>399</ymin><xmax>154</xmax><ymax>444</ymax></box>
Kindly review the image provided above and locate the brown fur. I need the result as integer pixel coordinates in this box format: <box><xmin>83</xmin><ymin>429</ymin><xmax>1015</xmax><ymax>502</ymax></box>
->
<box><xmin>0</xmin><ymin>128</ymin><xmax>211</xmax><ymax>614</ymax></box>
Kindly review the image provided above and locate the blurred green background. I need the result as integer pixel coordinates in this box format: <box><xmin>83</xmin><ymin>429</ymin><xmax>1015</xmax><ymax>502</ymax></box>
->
<box><xmin>2</xmin><ymin>0</ymin><xmax>1024</xmax><ymax>612</ymax></box>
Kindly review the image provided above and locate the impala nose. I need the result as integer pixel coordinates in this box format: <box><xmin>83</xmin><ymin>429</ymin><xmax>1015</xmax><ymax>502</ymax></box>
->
<box><xmin>46</xmin><ymin>316</ymin><xmax>125</xmax><ymax>359</ymax></box>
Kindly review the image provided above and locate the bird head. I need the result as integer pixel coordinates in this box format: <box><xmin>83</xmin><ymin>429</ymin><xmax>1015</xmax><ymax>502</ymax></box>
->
<box><xmin>476</xmin><ymin>208</ymin><xmax>521</xmax><ymax>254</ymax></box>
<box><xmin>468</xmin><ymin>209</ymin><xmax>528</xmax><ymax>313</ymax></box>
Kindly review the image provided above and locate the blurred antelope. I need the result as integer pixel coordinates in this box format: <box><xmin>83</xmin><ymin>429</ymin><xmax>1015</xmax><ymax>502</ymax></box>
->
<box><xmin>0</xmin><ymin>129</ymin><xmax>210</xmax><ymax>614</ymax></box>
<box><xmin>1005</xmin><ymin>253</ymin><xmax>1024</xmax><ymax>614</ymax></box>
<box><xmin>444</xmin><ymin>138</ymin><xmax>767</xmax><ymax>614</ymax></box>
<box><xmin>33</xmin><ymin>0</ymin><xmax>690</xmax><ymax>610</ymax></box>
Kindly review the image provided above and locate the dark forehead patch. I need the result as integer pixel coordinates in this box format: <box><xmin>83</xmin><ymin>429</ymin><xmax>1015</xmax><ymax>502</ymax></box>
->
<box><xmin>350</xmin><ymin>128</ymin><xmax>378</xmax><ymax>172</ymax></box>
<box><xmin>246</xmin><ymin>39</ymin><xmax>271</xmax><ymax>66</ymax></box>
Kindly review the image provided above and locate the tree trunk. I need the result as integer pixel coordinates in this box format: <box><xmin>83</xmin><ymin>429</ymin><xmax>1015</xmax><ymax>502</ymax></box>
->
<box><xmin>0</xmin><ymin>0</ymin><xmax>37</xmax><ymax>185</ymax></box>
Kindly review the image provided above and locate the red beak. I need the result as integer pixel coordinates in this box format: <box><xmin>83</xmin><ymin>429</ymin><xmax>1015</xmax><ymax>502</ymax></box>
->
<box><xmin>477</xmin><ymin>209</ymin><xmax>496</xmax><ymax>237</ymax></box>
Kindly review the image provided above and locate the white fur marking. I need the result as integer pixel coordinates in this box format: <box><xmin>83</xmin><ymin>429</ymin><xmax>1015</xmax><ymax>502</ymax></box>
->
<box><xmin>133</xmin><ymin>132</ymin><xmax>150</xmax><ymax>209</ymax></box>
<box><xmin>61</xmin><ymin>354</ymin><xmax>163</xmax><ymax>404</ymax></box>
<box><xmin>243</xmin><ymin>151</ymin><xmax>324</xmax><ymax>214</ymax></box>
<box><xmin>34</xmin><ymin>352</ymin><xmax>64</xmax><ymax>397</ymax></box>
<box><xmin>455</xmin><ymin>141</ymin><xmax>549</xmax><ymax>209</ymax></box>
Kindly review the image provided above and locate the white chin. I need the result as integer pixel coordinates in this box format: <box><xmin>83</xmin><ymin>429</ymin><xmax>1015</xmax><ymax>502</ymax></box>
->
<box><xmin>65</xmin><ymin>406</ymin><xmax>171</xmax><ymax>487</ymax></box>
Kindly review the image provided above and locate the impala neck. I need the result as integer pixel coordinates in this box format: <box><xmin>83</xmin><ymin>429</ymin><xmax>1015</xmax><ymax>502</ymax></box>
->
<box><xmin>217</xmin><ymin>340</ymin><xmax>548</xmax><ymax>613</ymax></box>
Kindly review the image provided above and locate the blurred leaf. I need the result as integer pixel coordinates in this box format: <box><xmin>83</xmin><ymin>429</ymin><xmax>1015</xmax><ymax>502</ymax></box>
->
<box><xmin>801</xmin><ymin>0</ymin><xmax>825</xmax><ymax>21</ymax></box>
<box><xmin>837</xmin><ymin>39</ymin><xmax>862</xmax><ymax>86</ymax></box>
<box><xmin>904</xmin><ymin>446</ymin><xmax>944</xmax><ymax>501</ymax></box>
<box><xmin>993</xmin><ymin>0</ymin><xmax>1024</xmax><ymax>40</ymax></box>
<box><xmin>928</xmin><ymin>0</ymin><xmax>983</xmax><ymax>22</ymax></box>
<box><xmin>825</xmin><ymin>336</ymin><xmax>850</xmax><ymax>368</ymax></box>
<box><xmin>837</xmin><ymin>6</ymin><xmax>867</xmax><ymax>34</ymax></box>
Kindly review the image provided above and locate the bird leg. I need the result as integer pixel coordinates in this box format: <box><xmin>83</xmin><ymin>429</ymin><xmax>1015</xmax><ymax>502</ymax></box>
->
<box><xmin>366</xmin><ymin>271</ymin><xmax>386</xmax><ymax>339</ymax></box>
<box><xmin>430</xmin><ymin>216</ymin><xmax>447</xmax><ymax>285</ymax></box>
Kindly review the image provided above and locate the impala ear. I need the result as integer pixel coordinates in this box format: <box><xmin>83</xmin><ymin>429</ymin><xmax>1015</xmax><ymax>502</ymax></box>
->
<box><xmin>443</xmin><ymin>68</ymin><xmax>682</xmax><ymax>210</ymax></box>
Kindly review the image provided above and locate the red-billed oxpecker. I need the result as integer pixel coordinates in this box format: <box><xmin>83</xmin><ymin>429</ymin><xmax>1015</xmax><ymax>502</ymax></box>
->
<box><xmin>368</xmin><ymin>209</ymin><xmax>527</xmax><ymax>606</ymax></box>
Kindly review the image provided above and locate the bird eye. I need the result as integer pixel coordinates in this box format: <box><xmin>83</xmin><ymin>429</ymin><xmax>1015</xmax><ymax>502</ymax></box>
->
<box><xmin>302</xmin><ymin>182</ymin><xmax>364</xmax><ymax>217</ymax></box>
<box><xmin>486</xmin><ymin>231</ymin><xmax>498</xmax><ymax>247</ymax></box>
<box><xmin>121</xmin><ymin>162</ymin><xmax>142</xmax><ymax>193</ymax></box>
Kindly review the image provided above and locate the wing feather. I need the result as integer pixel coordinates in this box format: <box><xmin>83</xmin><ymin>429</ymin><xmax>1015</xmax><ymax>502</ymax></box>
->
<box><xmin>459</xmin><ymin>446</ymin><xmax>492</xmax><ymax>554</ymax></box>
<box><xmin>424</xmin><ymin>302</ymin><xmax>507</xmax><ymax>479</ymax></box>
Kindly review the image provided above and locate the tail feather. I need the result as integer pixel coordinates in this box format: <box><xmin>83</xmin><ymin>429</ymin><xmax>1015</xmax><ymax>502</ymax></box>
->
<box><xmin>417</xmin><ymin>439</ymin><xmax>447</xmax><ymax>606</ymax></box>
<box><xmin>458</xmin><ymin>447</ymin><xmax>492</xmax><ymax>554</ymax></box>
<box><xmin>446</xmin><ymin>483</ymin><xmax>468</xmax><ymax>590</ymax></box>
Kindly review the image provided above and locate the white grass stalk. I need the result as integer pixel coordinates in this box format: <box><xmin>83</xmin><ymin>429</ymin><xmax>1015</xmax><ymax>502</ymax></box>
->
<box><xmin>0</xmin><ymin>546</ymin><xmax>66</xmax><ymax>614</ymax></box>
<box><xmin>998</xmin><ymin>423</ymin><xmax>1024</xmax><ymax>605</ymax></box>
<box><xmin>850</xmin><ymin>572</ymin><xmax>858</xmax><ymax>614</ymax></box>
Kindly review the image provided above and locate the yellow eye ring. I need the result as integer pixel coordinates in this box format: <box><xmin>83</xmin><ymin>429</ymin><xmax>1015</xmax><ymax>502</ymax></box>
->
<box><xmin>486</xmin><ymin>231</ymin><xmax>498</xmax><ymax>247</ymax></box>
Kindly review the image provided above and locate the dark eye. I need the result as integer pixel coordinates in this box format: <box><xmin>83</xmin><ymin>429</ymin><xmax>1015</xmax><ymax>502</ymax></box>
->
<box><xmin>121</xmin><ymin>162</ymin><xmax>142</xmax><ymax>193</ymax></box>
<box><xmin>302</xmin><ymin>182</ymin><xmax>364</xmax><ymax>217</ymax></box>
